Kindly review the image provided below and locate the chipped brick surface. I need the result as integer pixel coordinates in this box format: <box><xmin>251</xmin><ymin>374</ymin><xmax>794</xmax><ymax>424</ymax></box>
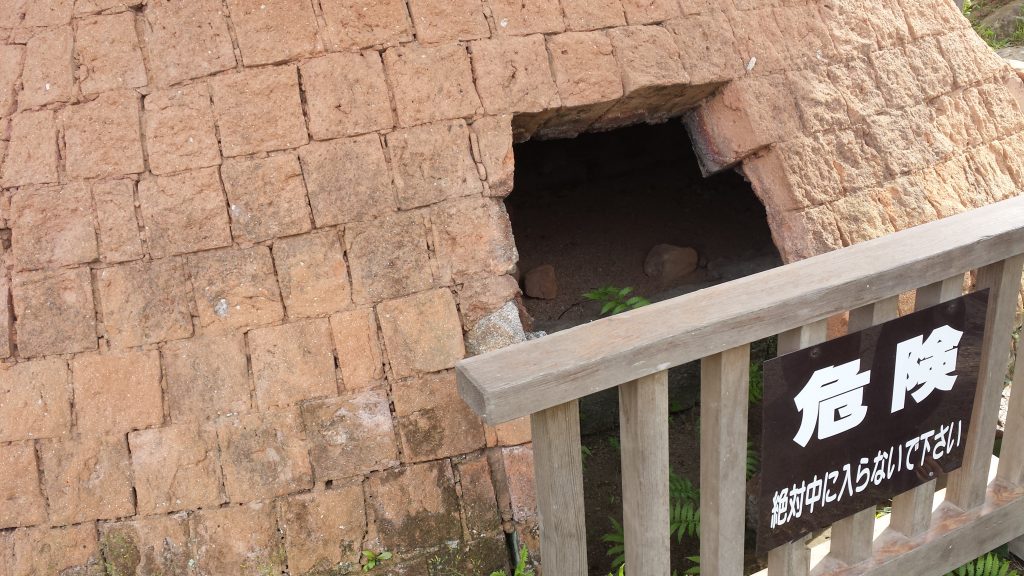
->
<box><xmin>11</xmin><ymin>182</ymin><xmax>97</xmax><ymax>270</ymax></box>
<box><xmin>13</xmin><ymin>267</ymin><xmax>96</xmax><ymax>358</ymax></box>
<box><xmin>144</xmin><ymin>84</ymin><xmax>221</xmax><ymax>176</ymax></box>
<box><xmin>471</xmin><ymin>35</ymin><xmax>561</xmax><ymax>114</ymax></box>
<box><xmin>272</xmin><ymin>229</ymin><xmax>350</xmax><ymax>317</ymax></box>
<box><xmin>0</xmin><ymin>442</ymin><xmax>47</xmax><ymax>529</ymax></box>
<box><xmin>368</xmin><ymin>461</ymin><xmax>462</xmax><ymax>551</ymax></box>
<box><xmin>192</xmin><ymin>503</ymin><xmax>284</xmax><ymax>575</ymax></box>
<box><xmin>301</xmin><ymin>390</ymin><xmax>399</xmax><ymax>481</ymax></box>
<box><xmin>547</xmin><ymin>31</ymin><xmax>624</xmax><ymax>107</ymax></box>
<box><xmin>378</xmin><ymin>288</ymin><xmax>465</xmax><ymax>378</ymax></box>
<box><xmin>393</xmin><ymin>370</ymin><xmax>486</xmax><ymax>461</ymax></box>
<box><xmin>19</xmin><ymin>26</ymin><xmax>74</xmax><ymax>109</ymax></box>
<box><xmin>10</xmin><ymin>524</ymin><xmax>102</xmax><ymax>576</ymax></box>
<box><xmin>138</xmin><ymin>167</ymin><xmax>232</xmax><ymax>258</ymax></box>
<box><xmin>217</xmin><ymin>409</ymin><xmax>313</xmax><ymax>501</ymax></box>
<box><xmin>1</xmin><ymin>109</ymin><xmax>58</xmax><ymax>188</ymax></box>
<box><xmin>129</xmin><ymin>423</ymin><xmax>224</xmax><ymax>514</ymax></box>
<box><xmin>211</xmin><ymin>66</ymin><xmax>309</xmax><ymax>157</ymax></box>
<box><xmin>319</xmin><ymin>0</ymin><xmax>412</xmax><ymax>50</ymax></box>
<box><xmin>432</xmin><ymin>196</ymin><xmax>517</xmax><ymax>281</ymax></box>
<box><xmin>143</xmin><ymin>0</ymin><xmax>236</xmax><ymax>86</ymax></box>
<box><xmin>408</xmin><ymin>0</ymin><xmax>489</xmax><ymax>44</ymax></box>
<box><xmin>387</xmin><ymin>120</ymin><xmax>483</xmax><ymax>209</ymax></box>
<box><xmin>222</xmin><ymin>153</ymin><xmax>312</xmax><ymax>243</ymax></box>
<box><xmin>384</xmin><ymin>43</ymin><xmax>482</xmax><ymax>126</ymax></box>
<box><xmin>562</xmin><ymin>0</ymin><xmax>626</xmax><ymax>31</ymax></box>
<box><xmin>300</xmin><ymin>134</ymin><xmax>397</xmax><ymax>227</ymax></box>
<box><xmin>0</xmin><ymin>358</ymin><xmax>71</xmax><ymax>443</ymax></box>
<box><xmin>39</xmin><ymin>434</ymin><xmax>134</xmax><ymax>525</ymax></box>
<box><xmin>249</xmin><ymin>319</ymin><xmax>338</xmax><ymax>410</ymax></box>
<box><xmin>281</xmin><ymin>484</ymin><xmax>366</xmax><ymax>574</ymax></box>
<box><xmin>0</xmin><ymin>44</ymin><xmax>24</xmax><ymax>116</ymax></box>
<box><xmin>490</xmin><ymin>0</ymin><xmax>564</xmax><ymax>36</ymax></box>
<box><xmin>99</xmin><ymin>514</ymin><xmax>191</xmax><ymax>576</ymax></box>
<box><xmin>301</xmin><ymin>51</ymin><xmax>394</xmax><ymax>140</ymax></box>
<box><xmin>72</xmin><ymin>350</ymin><xmax>163</xmax><ymax>436</ymax></box>
<box><xmin>346</xmin><ymin>211</ymin><xmax>433</xmax><ymax>303</ymax></box>
<box><xmin>97</xmin><ymin>258</ymin><xmax>193</xmax><ymax>348</ymax></box>
<box><xmin>331</xmin><ymin>308</ymin><xmax>386</xmax><ymax>390</ymax></box>
<box><xmin>75</xmin><ymin>11</ymin><xmax>147</xmax><ymax>95</ymax></box>
<box><xmin>63</xmin><ymin>90</ymin><xmax>145</xmax><ymax>180</ymax></box>
<box><xmin>163</xmin><ymin>333</ymin><xmax>252</xmax><ymax>423</ymax></box>
<box><xmin>92</xmin><ymin>179</ymin><xmax>144</xmax><ymax>263</ymax></box>
<box><xmin>189</xmin><ymin>245</ymin><xmax>284</xmax><ymax>333</ymax></box>
<box><xmin>226</xmin><ymin>0</ymin><xmax>319</xmax><ymax>66</ymax></box>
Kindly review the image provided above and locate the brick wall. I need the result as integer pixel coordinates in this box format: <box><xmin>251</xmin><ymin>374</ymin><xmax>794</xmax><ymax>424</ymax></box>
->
<box><xmin>0</xmin><ymin>0</ymin><xmax>1020</xmax><ymax>574</ymax></box>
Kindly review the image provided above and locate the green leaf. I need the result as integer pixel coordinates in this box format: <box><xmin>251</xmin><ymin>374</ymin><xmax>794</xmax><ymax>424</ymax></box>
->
<box><xmin>613</xmin><ymin>304</ymin><xmax>628</xmax><ymax>315</ymax></box>
<box><xmin>618</xmin><ymin>287</ymin><xmax>633</xmax><ymax>297</ymax></box>
<box><xmin>601</xmin><ymin>301</ymin><xmax>617</xmax><ymax>315</ymax></box>
<box><xmin>378</xmin><ymin>552</ymin><xmax>392</xmax><ymax>560</ymax></box>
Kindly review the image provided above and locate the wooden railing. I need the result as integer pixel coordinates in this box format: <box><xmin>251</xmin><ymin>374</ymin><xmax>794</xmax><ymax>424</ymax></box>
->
<box><xmin>456</xmin><ymin>194</ymin><xmax>1024</xmax><ymax>576</ymax></box>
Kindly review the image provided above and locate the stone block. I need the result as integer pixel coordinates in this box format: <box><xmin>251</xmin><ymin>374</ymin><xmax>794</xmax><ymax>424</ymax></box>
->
<box><xmin>39</xmin><ymin>434</ymin><xmax>134</xmax><ymax>525</ymax></box>
<box><xmin>249</xmin><ymin>319</ymin><xmax>338</xmax><ymax>410</ymax></box>
<box><xmin>561</xmin><ymin>0</ymin><xmax>626</xmax><ymax>31</ymax></box>
<box><xmin>408</xmin><ymin>0</ymin><xmax>489</xmax><ymax>43</ymax></box>
<box><xmin>72</xmin><ymin>350</ymin><xmax>163</xmax><ymax>436</ymax></box>
<box><xmin>99</xmin><ymin>514</ymin><xmax>191</xmax><ymax>576</ymax></box>
<box><xmin>163</xmin><ymin>333</ymin><xmax>252</xmax><ymax>423</ymax></box>
<box><xmin>774</xmin><ymin>4</ymin><xmax>836</xmax><ymax>67</ymax></box>
<box><xmin>92</xmin><ymin>179</ymin><xmax>144</xmax><ymax>263</ymax></box>
<box><xmin>787</xmin><ymin>66</ymin><xmax>850</xmax><ymax>133</ymax></box>
<box><xmin>281</xmin><ymin>485</ymin><xmax>366</xmax><ymax>574</ymax></box>
<box><xmin>870</xmin><ymin>46</ymin><xmax>928</xmax><ymax>110</ymax></box>
<box><xmin>367</xmin><ymin>461</ymin><xmax>462</xmax><ymax>551</ymax></box>
<box><xmin>742</xmin><ymin>139</ymin><xmax>843</xmax><ymax>212</ymax></box>
<box><xmin>898</xmin><ymin>0</ymin><xmax>966</xmax><ymax>39</ymax></box>
<box><xmin>144</xmin><ymin>84</ymin><xmax>221</xmax><ymax>176</ymax></box>
<box><xmin>490</xmin><ymin>0</ymin><xmax>564</xmax><ymax>35</ymax></box>
<box><xmin>217</xmin><ymin>409</ymin><xmax>313</xmax><ymax>501</ymax></box>
<box><xmin>346</xmin><ymin>211</ymin><xmax>434</xmax><ymax>303</ymax></box>
<box><xmin>767</xmin><ymin>203</ymin><xmax>843</xmax><ymax>263</ymax></box>
<box><xmin>500</xmin><ymin>445</ymin><xmax>537</xmax><ymax>521</ymax></box>
<box><xmin>457</xmin><ymin>457</ymin><xmax>503</xmax><ymax>539</ymax></box>
<box><xmin>19</xmin><ymin>26</ymin><xmax>73</xmax><ymax>109</ymax></box>
<box><xmin>75</xmin><ymin>12</ymin><xmax>147</xmax><ymax>95</ymax></box>
<box><xmin>96</xmin><ymin>258</ymin><xmax>193</xmax><ymax>348</ymax></box>
<box><xmin>301</xmin><ymin>390</ymin><xmax>399</xmax><ymax>481</ymax></box>
<box><xmin>10</xmin><ymin>182</ymin><xmax>97</xmax><ymax>270</ymax></box>
<box><xmin>188</xmin><ymin>245</ymin><xmax>285</xmax><ymax>333</ymax></box>
<box><xmin>663</xmin><ymin>11</ymin><xmax>744</xmax><ymax>85</ymax></box>
<box><xmin>471</xmin><ymin>115</ymin><xmax>515</xmax><ymax>197</ymax></box>
<box><xmin>1</xmin><ymin>110</ymin><xmax>58</xmax><ymax>188</ymax></box>
<box><xmin>457</xmin><ymin>274</ymin><xmax>521</xmax><ymax>327</ymax></box>
<box><xmin>129</xmin><ymin>423</ymin><xmax>224</xmax><ymax>515</ymax></box>
<box><xmin>471</xmin><ymin>35</ymin><xmax>560</xmax><ymax>114</ymax></box>
<box><xmin>387</xmin><ymin>120</ymin><xmax>482</xmax><ymax>209</ymax></box>
<box><xmin>832</xmin><ymin>191</ymin><xmax>896</xmax><ymax>246</ymax></box>
<box><xmin>494</xmin><ymin>417</ymin><xmax>532</xmax><ymax>446</ymax></box>
<box><xmin>301</xmin><ymin>51</ymin><xmax>394</xmax><ymax>140</ymax></box>
<box><xmin>0</xmin><ymin>44</ymin><xmax>24</xmax><ymax>116</ymax></box>
<box><xmin>210</xmin><ymin>66</ymin><xmax>309</xmax><ymax>157</ymax></box>
<box><xmin>826</xmin><ymin>129</ymin><xmax>888</xmax><ymax>193</ymax></box>
<box><xmin>272</xmin><ymin>230</ymin><xmax>350</xmax><ymax>318</ymax></box>
<box><xmin>431</xmin><ymin>197</ymin><xmax>517</xmax><ymax>281</ymax></box>
<box><xmin>22</xmin><ymin>0</ymin><xmax>73</xmax><ymax>26</ymax></box>
<box><xmin>827</xmin><ymin>57</ymin><xmax>885</xmax><ymax>124</ymax></box>
<box><xmin>138</xmin><ymin>167</ymin><xmax>232</xmax><ymax>258</ymax></box>
<box><xmin>13</xmin><ymin>267</ymin><xmax>96</xmax><ymax>358</ymax></box>
<box><xmin>905</xmin><ymin>36</ymin><xmax>955</xmax><ymax>101</ymax></box>
<box><xmin>383</xmin><ymin>43</ymin><xmax>482</xmax><ymax>126</ymax></box>
<box><xmin>392</xmin><ymin>370</ymin><xmax>486</xmax><ymax>461</ymax></box>
<box><xmin>320</xmin><ymin>0</ymin><xmax>413</xmax><ymax>50</ymax></box>
<box><xmin>0</xmin><ymin>442</ymin><xmax>46</xmax><ymax>529</ymax></box>
<box><xmin>75</xmin><ymin>0</ymin><xmax>144</xmax><ymax>14</ymax></box>
<box><xmin>142</xmin><ymin>0</ymin><xmax>236</xmax><ymax>86</ymax></box>
<box><xmin>0</xmin><ymin>358</ymin><xmax>71</xmax><ymax>443</ymax></box>
<box><xmin>226</xmin><ymin>0</ymin><xmax>319</xmax><ymax>66</ymax></box>
<box><xmin>874</xmin><ymin>176</ymin><xmax>940</xmax><ymax>231</ymax></box>
<box><xmin>63</xmin><ymin>90</ymin><xmax>145</xmax><ymax>180</ymax></box>
<box><xmin>10</xmin><ymin>524</ymin><xmax>102</xmax><ymax>576</ymax></box>
<box><xmin>191</xmin><ymin>503</ymin><xmax>283</xmax><ymax>575</ymax></box>
<box><xmin>378</xmin><ymin>288</ymin><xmax>465</xmax><ymax>378</ymax></box>
<box><xmin>330</xmin><ymin>308</ymin><xmax>386</xmax><ymax>390</ymax></box>
<box><xmin>728</xmin><ymin>8</ymin><xmax>789</xmax><ymax>74</ymax></box>
<box><xmin>547</xmin><ymin>31</ymin><xmax>623</xmax><ymax>107</ymax></box>
<box><xmin>299</xmin><ymin>134</ymin><xmax>397</xmax><ymax>227</ymax></box>
<box><xmin>221</xmin><ymin>153</ymin><xmax>312</xmax><ymax>243</ymax></box>
<box><xmin>607</xmin><ymin>25</ymin><xmax>688</xmax><ymax>94</ymax></box>
<box><xmin>466</xmin><ymin>300</ymin><xmax>527</xmax><ymax>355</ymax></box>
<box><xmin>620</xmin><ymin>0</ymin><xmax>678</xmax><ymax>24</ymax></box>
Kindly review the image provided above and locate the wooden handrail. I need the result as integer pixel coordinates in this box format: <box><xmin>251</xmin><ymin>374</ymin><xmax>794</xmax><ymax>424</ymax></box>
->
<box><xmin>457</xmin><ymin>194</ymin><xmax>1024</xmax><ymax>425</ymax></box>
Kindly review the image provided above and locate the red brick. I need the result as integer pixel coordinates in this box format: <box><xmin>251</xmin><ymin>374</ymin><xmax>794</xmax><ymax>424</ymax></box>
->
<box><xmin>346</xmin><ymin>211</ymin><xmax>434</xmax><ymax>303</ymax></box>
<box><xmin>471</xmin><ymin>35</ymin><xmax>560</xmax><ymax>114</ymax></box>
<box><xmin>870</xmin><ymin>46</ymin><xmax>927</xmax><ymax>110</ymax></box>
<box><xmin>129</xmin><ymin>423</ymin><xmax>225</xmax><ymax>515</ymax></box>
<box><xmin>898</xmin><ymin>0</ymin><xmax>965</xmax><ymax>39</ymax></box>
<box><xmin>1</xmin><ymin>110</ymin><xmax>58</xmax><ymax>188</ymax></box>
<box><xmin>92</xmin><ymin>179</ymin><xmax>143</xmax><ymax>263</ymax></box>
<box><xmin>743</xmin><ymin>139</ymin><xmax>842</xmax><ymax>212</ymax></box>
<box><xmin>226</xmin><ymin>0</ymin><xmax>319</xmax><ymax>66</ymax></box>
<box><xmin>819</xmin><ymin>0</ymin><xmax>876</xmax><ymax>53</ymax></box>
<box><xmin>19</xmin><ymin>26</ymin><xmax>73</xmax><ymax>109</ymax></box>
<box><xmin>393</xmin><ymin>370</ymin><xmax>485</xmax><ymax>461</ymax></box>
<box><xmin>249</xmin><ymin>319</ymin><xmax>338</xmax><ymax>410</ymax></box>
<box><xmin>10</xmin><ymin>524</ymin><xmax>102</xmax><ymax>576</ymax></box>
<box><xmin>408</xmin><ymin>0</ymin><xmax>489</xmax><ymax>43</ymax></box>
<box><xmin>767</xmin><ymin>203</ymin><xmax>843</xmax><ymax>263</ymax></box>
<box><xmin>39</xmin><ymin>434</ymin><xmax>134</xmax><ymax>524</ymax></box>
<box><xmin>906</xmin><ymin>37</ymin><xmax>956</xmax><ymax>101</ymax></box>
<box><xmin>378</xmin><ymin>288</ymin><xmax>465</xmax><ymax>378</ymax></box>
<box><xmin>13</xmin><ymin>267</ymin><xmax>96</xmax><ymax>358</ymax></box>
<box><xmin>22</xmin><ymin>0</ymin><xmax>73</xmax><ymax>26</ymax></box>
<box><xmin>0</xmin><ymin>0</ymin><xmax>25</xmax><ymax>27</ymax></box>
<box><xmin>299</xmin><ymin>135</ymin><xmax>397</xmax><ymax>227</ymax></box>
<box><xmin>383</xmin><ymin>43</ymin><xmax>482</xmax><ymax>127</ymax></box>
<box><xmin>494</xmin><ymin>417</ymin><xmax>532</xmax><ymax>446</ymax></box>
<box><xmin>72</xmin><ymin>350</ymin><xmax>162</xmax><ymax>436</ymax></box>
<box><xmin>728</xmin><ymin>8</ymin><xmax>789</xmax><ymax>75</ymax></box>
<box><xmin>828</xmin><ymin>57</ymin><xmax>885</xmax><ymax>124</ymax></box>
<box><xmin>301</xmin><ymin>390</ymin><xmax>399</xmax><ymax>481</ymax></box>
<box><xmin>547</xmin><ymin>32</ymin><xmax>623</xmax><ymax>107</ymax></box>
<box><xmin>457</xmin><ymin>274</ymin><xmax>520</xmax><ymax>327</ymax></box>
<box><xmin>490</xmin><ymin>0</ymin><xmax>564</xmax><ymax>35</ymax></box>
<box><xmin>0</xmin><ymin>442</ymin><xmax>46</xmax><ymax>529</ymax></box>
<box><xmin>620</xmin><ymin>0</ymin><xmax>678</xmax><ymax>24</ymax></box>
<box><xmin>217</xmin><ymin>409</ymin><xmax>313</xmax><ymax>501</ymax></box>
<box><xmin>832</xmin><ymin>191</ymin><xmax>896</xmax><ymax>246</ymax></box>
<box><xmin>75</xmin><ymin>12</ymin><xmax>147</xmax><ymax>95</ymax></box>
<box><xmin>456</xmin><ymin>457</ymin><xmax>503</xmax><ymax>539</ymax></box>
<box><xmin>99</xmin><ymin>515</ymin><xmax>191</xmax><ymax>576</ymax></box>
<box><xmin>787</xmin><ymin>67</ymin><xmax>850</xmax><ymax>133</ymax></box>
<box><xmin>663</xmin><ymin>11</ymin><xmax>743</xmax><ymax>85</ymax></box>
<box><xmin>163</xmin><ymin>333</ymin><xmax>252</xmax><ymax>423</ymax></box>
<box><xmin>500</xmin><ymin>445</ymin><xmax>536</xmax><ymax>521</ymax></box>
<box><xmin>281</xmin><ymin>484</ymin><xmax>366</xmax><ymax>574</ymax></box>
<box><xmin>0</xmin><ymin>44</ymin><xmax>24</xmax><ymax>116</ymax></box>
<box><xmin>188</xmin><ymin>246</ymin><xmax>285</xmax><ymax>333</ymax></box>
<box><xmin>10</xmin><ymin>182</ymin><xmax>97</xmax><ymax>270</ymax></box>
<box><xmin>63</xmin><ymin>90</ymin><xmax>145</xmax><ymax>180</ymax></box>
<box><xmin>320</xmin><ymin>0</ymin><xmax>413</xmax><ymax>50</ymax></box>
<box><xmin>211</xmin><ymin>66</ymin><xmax>309</xmax><ymax>157</ymax></box>
<box><xmin>607</xmin><ymin>25</ymin><xmax>687</xmax><ymax>95</ymax></box>
<box><xmin>387</xmin><ymin>120</ymin><xmax>483</xmax><ymax>209</ymax></box>
<box><xmin>471</xmin><ymin>115</ymin><xmax>515</xmax><ymax>197</ymax></box>
<box><xmin>774</xmin><ymin>5</ymin><xmax>836</xmax><ymax>68</ymax></box>
<box><xmin>138</xmin><ymin>167</ymin><xmax>232</xmax><ymax>258</ymax></box>
<box><xmin>331</xmin><ymin>308</ymin><xmax>386</xmax><ymax>390</ymax></box>
<box><xmin>0</xmin><ymin>358</ymin><xmax>71</xmax><ymax>443</ymax></box>
<box><xmin>826</xmin><ymin>129</ymin><xmax>887</xmax><ymax>194</ymax></box>
<box><xmin>561</xmin><ymin>0</ymin><xmax>626</xmax><ymax>31</ymax></box>
<box><xmin>272</xmin><ymin>230</ymin><xmax>350</xmax><ymax>318</ymax></box>
<box><xmin>368</xmin><ymin>461</ymin><xmax>462</xmax><ymax>551</ymax></box>
<box><xmin>432</xmin><ymin>197</ymin><xmax>517</xmax><ymax>281</ymax></box>
<box><xmin>191</xmin><ymin>503</ymin><xmax>283</xmax><ymax>575</ymax></box>
<box><xmin>144</xmin><ymin>84</ymin><xmax>221</xmax><ymax>176</ymax></box>
<box><xmin>75</xmin><ymin>0</ymin><xmax>144</xmax><ymax>15</ymax></box>
<box><xmin>222</xmin><ymin>153</ymin><xmax>313</xmax><ymax>243</ymax></box>
<box><xmin>300</xmin><ymin>51</ymin><xmax>394</xmax><ymax>140</ymax></box>
<box><xmin>142</xmin><ymin>0</ymin><xmax>236</xmax><ymax>86</ymax></box>
<box><xmin>96</xmin><ymin>258</ymin><xmax>193</xmax><ymax>348</ymax></box>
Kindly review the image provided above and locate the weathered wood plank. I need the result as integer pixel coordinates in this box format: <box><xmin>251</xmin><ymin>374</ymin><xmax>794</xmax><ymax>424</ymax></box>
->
<box><xmin>458</xmin><ymin>196</ymin><xmax>1024</xmax><ymax>424</ymax></box>
<box><xmin>531</xmin><ymin>401</ymin><xmax>587</xmax><ymax>576</ymax></box>
<box><xmin>947</xmin><ymin>256</ymin><xmax>1024</xmax><ymax>510</ymax></box>
<box><xmin>890</xmin><ymin>276</ymin><xmax>963</xmax><ymax>537</ymax></box>
<box><xmin>701</xmin><ymin>345</ymin><xmax>751</xmax><ymax>576</ymax></box>
<box><xmin>620</xmin><ymin>370</ymin><xmax>670</xmax><ymax>576</ymax></box>
<box><xmin>998</xmin><ymin>308</ymin><xmax>1024</xmax><ymax>487</ymax></box>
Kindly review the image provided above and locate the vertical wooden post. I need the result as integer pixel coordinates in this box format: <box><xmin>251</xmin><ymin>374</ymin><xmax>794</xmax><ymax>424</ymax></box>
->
<box><xmin>701</xmin><ymin>345</ymin><xmax>751</xmax><ymax>576</ymax></box>
<box><xmin>531</xmin><ymin>400</ymin><xmax>588</xmax><ymax>576</ymax></box>
<box><xmin>891</xmin><ymin>276</ymin><xmax>963</xmax><ymax>537</ymax></box>
<box><xmin>948</xmin><ymin>255</ymin><xmax>1024</xmax><ymax>510</ymax></box>
<box><xmin>998</xmin><ymin>288</ymin><xmax>1024</xmax><ymax>486</ymax></box>
<box><xmin>767</xmin><ymin>319</ymin><xmax>828</xmax><ymax>576</ymax></box>
<box><xmin>620</xmin><ymin>370</ymin><xmax>671</xmax><ymax>576</ymax></box>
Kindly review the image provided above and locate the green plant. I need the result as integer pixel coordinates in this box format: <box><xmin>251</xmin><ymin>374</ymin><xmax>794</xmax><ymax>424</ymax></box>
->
<box><xmin>749</xmin><ymin>362</ymin><xmax>764</xmax><ymax>404</ymax></box>
<box><xmin>361</xmin><ymin>550</ymin><xmax>392</xmax><ymax>572</ymax></box>
<box><xmin>683</xmin><ymin>555</ymin><xmax>701</xmax><ymax>575</ymax></box>
<box><xmin>609</xmin><ymin>436</ymin><xmax>621</xmax><ymax>451</ymax></box>
<box><xmin>583</xmin><ymin>286</ymin><xmax>651</xmax><ymax>316</ymax></box>
<box><xmin>669</xmin><ymin>472</ymin><xmax>700</xmax><ymax>542</ymax></box>
<box><xmin>747</xmin><ymin>442</ymin><xmax>760</xmax><ymax>480</ymax></box>
<box><xmin>603</xmin><ymin>517</ymin><xmax>627</xmax><ymax>570</ymax></box>
<box><xmin>489</xmin><ymin>546</ymin><xmax>535</xmax><ymax>576</ymax></box>
<box><xmin>944</xmin><ymin>552</ymin><xmax>1020</xmax><ymax>576</ymax></box>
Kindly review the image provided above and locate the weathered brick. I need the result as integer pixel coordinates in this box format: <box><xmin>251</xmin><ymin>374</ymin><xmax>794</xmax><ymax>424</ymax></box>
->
<box><xmin>189</xmin><ymin>246</ymin><xmax>285</xmax><ymax>333</ymax></box>
<box><xmin>221</xmin><ymin>153</ymin><xmax>312</xmax><ymax>243</ymax></box>
<box><xmin>743</xmin><ymin>139</ymin><xmax>842</xmax><ymax>212</ymax></box>
<box><xmin>456</xmin><ymin>457</ymin><xmax>503</xmax><ymax>539</ymax></box>
<box><xmin>75</xmin><ymin>12</ymin><xmax>147</xmax><ymax>95</ymax></box>
<box><xmin>191</xmin><ymin>503</ymin><xmax>283</xmax><ymax>575</ymax></box>
<box><xmin>281</xmin><ymin>484</ymin><xmax>366</xmax><ymax>574</ymax></box>
<box><xmin>774</xmin><ymin>5</ymin><xmax>836</xmax><ymax>67</ymax></box>
<box><xmin>620</xmin><ymin>0</ymin><xmax>678</xmax><ymax>25</ymax></box>
<box><xmin>393</xmin><ymin>370</ymin><xmax>485</xmax><ymax>461</ymax></box>
<box><xmin>10</xmin><ymin>524</ymin><xmax>102</xmax><ymax>576</ymax></box>
<box><xmin>273</xmin><ymin>230</ymin><xmax>350</xmax><ymax>318</ymax></box>
<box><xmin>827</xmin><ymin>57</ymin><xmax>885</xmax><ymax>124</ymax></box>
<box><xmin>301</xmin><ymin>390</ymin><xmax>399</xmax><ymax>481</ymax></box>
<box><xmin>457</xmin><ymin>274</ymin><xmax>521</xmax><ymax>327</ymax></box>
<box><xmin>299</xmin><ymin>135</ymin><xmax>397</xmax><ymax>227</ymax></box>
<box><xmin>99</xmin><ymin>514</ymin><xmax>191</xmax><ymax>576</ymax></box>
<box><xmin>827</xmin><ymin>129</ymin><xmax>888</xmax><ymax>193</ymax></box>
<box><xmin>387</xmin><ymin>120</ymin><xmax>482</xmax><ymax>209</ymax></box>
<box><xmin>408</xmin><ymin>0</ymin><xmax>489</xmax><ymax>43</ymax></box>
<box><xmin>471</xmin><ymin>35</ymin><xmax>560</xmax><ymax>114</ymax></box>
<box><xmin>346</xmin><ymin>211</ymin><xmax>434</xmax><ymax>303</ymax></box>
<box><xmin>217</xmin><ymin>409</ymin><xmax>313</xmax><ymax>501</ymax></box>
<box><xmin>10</xmin><ymin>182</ymin><xmax>97</xmax><ymax>270</ymax></box>
<box><xmin>787</xmin><ymin>67</ymin><xmax>850</xmax><ymax>133</ymax></box>
<box><xmin>547</xmin><ymin>32</ymin><xmax>623</xmax><ymax>107</ymax></box>
<box><xmin>19</xmin><ymin>26</ymin><xmax>73</xmax><ymax>109</ymax></box>
<box><xmin>663</xmin><ymin>11</ymin><xmax>743</xmax><ymax>85</ymax></box>
<box><xmin>874</xmin><ymin>176</ymin><xmax>941</xmax><ymax>231</ymax></box>
<box><xmin>300</xmin><ymin>51</ymin><xmax>394</xmax><ymax>140</ymax></box>
<box><xmin>249</xmin><ymin>319</ymin><xmax>338</xmax><ymax>410</ymax></box>
<box><xmin>13</xmin><ymin>267</ymin><xmax>96</xmax><ymax>358</ymax></box>
<box><xmin>142</xmin><ymin>0</ymin><xmax>236</xmax><ymax>86</ymax></box>
<box><xmin>607</xmin><ymin>25</ymin><xmax>687</xmax><ymax>95</ymax></box>
<box><xmin>490</xmin><ymin>0</ymin><xmax>564</xmax><ymax>35</ymax></box>
<box><xmin>97</xmin><ymin>258</ymin><xmax>193</xmax><ymax>348</ymax></box>
<box><xmin>0</xmin><ymin>44</ymin><xmax>24</xmax><ymax>116</ymax></box>
<box><xmin>331</xmin><ymin>308</ymin><xmax>385</xmax><ymax>390</ymax></box>
<box><xmin>92</xmin><ymin>179</ymin><xmax>144</xmax><ymax>263</ymax></box>
<box><xmin>378</xmin><ymin>288</ymin><xmax>465</xmax><ymax>378</ymax></box>
<box><xmin>383</xmin><ymin>43</ymin><xmax>482</xmax><ymax>126</ymax></box>
<box><xmin>129</xmin><ymin>423</ymin><xmax>224</xmax><ymax>515</ymax></box>
<box><xmin>0</xmin><ymin>279</ymin><xmax>10</xmax><ymax>362</ymax></box>
<box><xmin>494</xmin><ymin>417</ymin><xmax>532</xmax><ymax>446</ymax></box>
<box><xmin>0</xmin><ymin>0</ymin><xmax>25</xmax><ymax>27</ymax></box>
<box><xmin>1</xmin><ymin>109</ymin><xmax>58</xmax><ymax>188</ymax></box>
<box><xmin>561</xmin><ymin>0</ymin><xmax>626</xmax><ymax>30</ymax></box>
<box><xmin>833</xmin><ymin>191</ymin><xmax>896</xmax><ymax>246</ymax></box>
<box><xmin>137</xmin><ymin>167</ymin><xmax>232</xmax><ymax>258</ymax></box>
<box><xmin>728</xmin><ymin>8</ymin><xmax>789</xmax><ymax>75</ymax></box>
<box><xmin>226</xmin><ymin>0</ymin><xmax>319</xmax><ymax>66</ymax></box>
<box><xmin>897</xmin><ymin>0</ymin><xmax>965</xmax><ymax>39</ymax></box>
<box><xmin>72</xmin><ymin>350</ymin><xmax>162</xmax><ymax>436</ymax></box>
<box><xmin>472</xmin><ymin>115</ymin><xmax>515</xmax><ymax>197</ymax></box>
<box><xmin>870</xmin><ymin>46</ymin><xmax>927</xmax><ymax>110</ymax></box>
<box><xmin>0</xmin><ymin>358</ymin><xmax>71</xmax><ymax>443</ymax></box>
<box><xmin>865</xmin><ymin>110</ymin><xmax>936</xmax><ymax>178</ymax></box>
<box><xmin>22</xmin><ymin>0</ymin><xmax>73</xmax><ymax>26</ymax></box>
<box><xmin>211</xmin><ymin>66</ymin><xmax>309</xmax><ymax>157</ymax></box>
<box><xmin>432</xmin><ymin>197</ymin><xmax>517</xmax><ymax>281</ymax></box>
<box><xmin>368</xmin><ymin>461</ymin><xmax>462</xmax><ymax>551</ymax></box>
<box><xmin>144</xmin><ymin>84</ymin><xmax>221</xmax><ymax>176</ymax></box>
<box><xmin>63</xmin><ymin>90</ymin><xmax>145</xmax><ymax>180</ymax></box>
<box><xmin>0</xmin><ymin>442</ymin><xmax>46</xmax><ymax>529</ymax></box>
<box><xmin>500</xmin><ymin>445</ymin><xmax>537</xmax><ymax>521</ymax></box>
<box><xmin>39</xmin><ymin>434</ymin><xmax>134</xmax><ymax>525</ymax></box>
<box><xmin>163</xmin><ymin>333</ymin><xmax>252</xmax><ymax>423</ymax></box>
<box><xmin>320</xmin><ymin>0</ymin><xmax>413</xmax><ymax>50</ymax></box>
<box><xmin>75</xmin><ymin>0</ymin><xmax>144</xmax><ymax>15</ymax></box>
<box><xmin>767</xmin><ymin>203</ymin><xmax>843</xmax><ymax>263</ymax></box>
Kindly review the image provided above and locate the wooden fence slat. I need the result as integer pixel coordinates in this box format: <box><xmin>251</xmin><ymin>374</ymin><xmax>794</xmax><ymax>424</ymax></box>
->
<box><xmin>947</xmin><ymin>255</ymin><xmax>1024</xmax><ymax>510</ymax></box>
<box><xmin>531</xmin><ymin>400</ymin><xmax>587</xmax><ymax>576</ymax></box>
<box><xmin>998</xmin><ymin>303</ymin><xmax>1024</xmax><ymax>486</ymax></box>
<box><xmin>701</xmin><ymin>345</ymin><xmax>751</xmax><ymax>576</ymax></box>
<box><xmin>620</xmin><ymin>370</ymin><xmax>671</xmax><ymax>576</ymax></box>
<box><xmin>768</xmin><ymin>319</ymin><xmax>828</xmax><ymax>576</ymax></box>
<box><xmin>890</xmin><ymin>276</ymin><xmax>963</xmax><ymax>537</ymax></box>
